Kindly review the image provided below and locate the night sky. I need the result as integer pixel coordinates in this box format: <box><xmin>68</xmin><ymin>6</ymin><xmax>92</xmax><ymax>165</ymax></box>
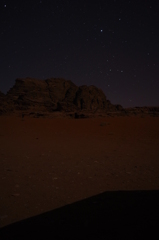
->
<box><xmin>1</xmin><ymin>0</ymin><xmax>159</xmax><ymax>107</ymax></box>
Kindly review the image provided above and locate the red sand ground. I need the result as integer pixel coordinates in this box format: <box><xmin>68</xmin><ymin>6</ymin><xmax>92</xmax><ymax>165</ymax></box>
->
<box><xmin>0</xmin><ymin>115</ymin><xmax>159</xmax><ymax>227</ymax></box>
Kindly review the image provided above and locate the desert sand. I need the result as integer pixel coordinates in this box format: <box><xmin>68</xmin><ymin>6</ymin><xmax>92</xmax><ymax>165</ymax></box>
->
<box><xmin>0</xmin><ymin>115</ymin><xmax>159</xmax><ymax>231</ymax></box>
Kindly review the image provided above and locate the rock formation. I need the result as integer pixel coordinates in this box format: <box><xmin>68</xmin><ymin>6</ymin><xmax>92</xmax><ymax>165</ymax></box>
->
<box><xmin>0</xmin><ymin>78</ymin><xmax>122</xmax><ymax>116</ymax></box>
<box><xmin>0</xmin><ymin>90</ymin><xmax>8</xmax><ymax>115</ymax></box>
<box><xmin>1</xmin><ymin>77</ymin><xmax>158</xmax><ymax>117</ymax></box>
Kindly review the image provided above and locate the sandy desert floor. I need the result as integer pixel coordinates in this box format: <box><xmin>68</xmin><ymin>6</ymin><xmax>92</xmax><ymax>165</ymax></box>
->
<box><xmin>0</xmin><ymin>115</ymin><xmax>159</xmax><ymax>227</ymax></box>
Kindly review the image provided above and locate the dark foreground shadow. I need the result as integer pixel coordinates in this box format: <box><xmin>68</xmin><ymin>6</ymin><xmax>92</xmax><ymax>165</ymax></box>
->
<box><xmin>1</xmin><ymin>190</ymin><xmax>159</xmax><ymax>239</ymax></box>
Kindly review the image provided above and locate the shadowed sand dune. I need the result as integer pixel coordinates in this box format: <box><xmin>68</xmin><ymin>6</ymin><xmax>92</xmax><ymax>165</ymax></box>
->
<box><xmin>1</xmin><ymin>190</ymin><xmax>159</xmax><ymax>239</ymax></box>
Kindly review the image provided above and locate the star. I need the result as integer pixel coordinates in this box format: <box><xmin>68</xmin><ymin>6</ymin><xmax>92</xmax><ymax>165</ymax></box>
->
<box><xmin>100</xmin><ymin>29</ymin><xmax>103</xmax><ymax>32</ymax></box>
<box><xmin>4</xmin><ymin>4</ymin><xmax>7</xmax><ymax>7</ymax></box>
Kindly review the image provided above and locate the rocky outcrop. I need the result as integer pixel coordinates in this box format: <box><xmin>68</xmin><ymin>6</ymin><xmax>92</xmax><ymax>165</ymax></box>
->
<box><xmin>1</xmin><ymin>77</ymin><xmax>122</xmax><ymax>116</ymax></box>
<box><xmin>125</xmin><ymin>107</ymin><xmax>159</xmax><ymax>116</ymax></box>
<box><xmin>0</xmin><ymin>91</ymin><xmax>7</xmax><ymax>115</ymax></box>
<box><xmin>1</xmin><ymin>78</ymin><xmax>159</xmax><ymax>117</ymax></box>
<box><xmin>74</xmin><ymin>85</ymin><xmax>107</xmax><ymax>110</ymax></box>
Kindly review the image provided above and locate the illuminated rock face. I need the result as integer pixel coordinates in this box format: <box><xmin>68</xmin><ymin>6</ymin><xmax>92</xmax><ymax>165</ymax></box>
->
<box><xmin>1</xmin><ymin>77</ymin><xmax>120</xmax><ymax>114</ymax></box>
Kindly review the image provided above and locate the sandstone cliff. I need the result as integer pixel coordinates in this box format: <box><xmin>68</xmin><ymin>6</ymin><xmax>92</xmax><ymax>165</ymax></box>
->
<box><xmin>1</xmin><ymin>78</ymin><xmax>159</xmax><ymax>117</ymax></box>
<box><xmin>1</xmin><ymin>78</ymin><xmax>122</xmax><ymax>116</ymax></box>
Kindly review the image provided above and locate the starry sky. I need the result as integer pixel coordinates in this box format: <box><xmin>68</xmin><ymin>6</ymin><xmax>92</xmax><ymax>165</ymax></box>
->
<box><xmin>1</xmin><ymin>0</ymin><xmax>159</xmax><ymax>107</ymax></box>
